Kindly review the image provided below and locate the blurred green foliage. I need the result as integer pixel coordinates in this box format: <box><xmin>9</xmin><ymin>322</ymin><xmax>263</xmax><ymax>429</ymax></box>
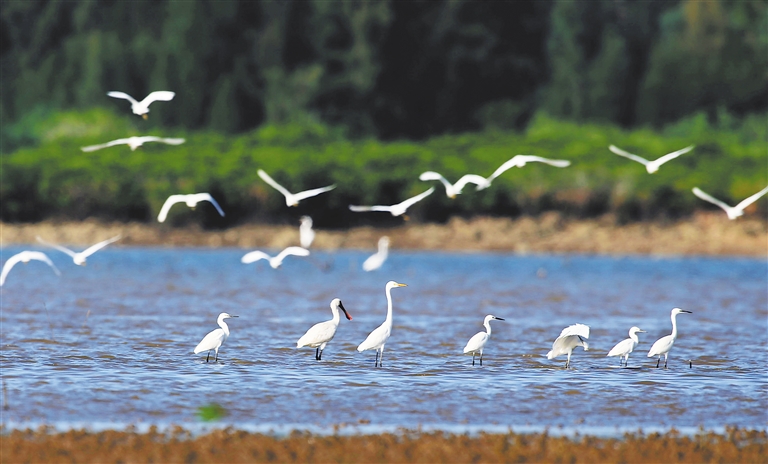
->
<box><xmin>2</xmin><ymin>109</ymin><xmax>765</xmax><ymax>226</ymax></box>
<box><xmin>1</xmin><ymin>1</ymin><xmax>765</xmax><ymax>139</ymax></box>
<box><xmin>197</xmin><ymin>403</ymin><xmax>228</xmax><ymax>422</ymax></box>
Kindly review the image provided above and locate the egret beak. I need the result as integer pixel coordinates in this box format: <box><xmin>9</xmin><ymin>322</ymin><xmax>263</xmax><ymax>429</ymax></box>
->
<box><xmin>339</xmin><ymin>302</ymin><xmax>352</xmax><ymax>321</ymax></box>
<box><xmin>638</xmin><ymin>329</ymin><xmax>646</xmax><ymax>333</ymax></box>
<box><xmin>230</xmin><ymin>315</ymin><xmax>239</xmax><ymax>318</ymax></box>
<box><xmin>681</xmin><ymin>310</ymin><xmax>692</xmax><ymax>313</ymax></box>
<box><xmin>495</xmin><ymin>317</ymin><xmax>505</xmax><ymax>321</ymax></box>
<box><xmin>142</xmin><ymin>114</ymin><xmax>148</xmax><ymax>120</ymax></box>
<box><xmin>403</xmin><ymin>215</ymin><xmax>410</xmax><ymax>221</ymax></box>
<box><xmin>396</xmin><ymin>283</ymin><xmax>408</xmax><ymax>287</ymax></box>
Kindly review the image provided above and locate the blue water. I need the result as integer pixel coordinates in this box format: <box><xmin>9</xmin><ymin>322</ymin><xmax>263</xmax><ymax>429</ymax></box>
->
<box><xmin>1</xmin><ymin>247</ymin><xmax>766</xmax><ymax>435</ymax></box>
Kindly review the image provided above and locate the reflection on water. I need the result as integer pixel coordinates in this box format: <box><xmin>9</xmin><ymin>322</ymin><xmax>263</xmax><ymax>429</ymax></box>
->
<box><xmin>1</xmin><ymin>247</ymin><xmax>766</xmax><ymax>432</ymax></box>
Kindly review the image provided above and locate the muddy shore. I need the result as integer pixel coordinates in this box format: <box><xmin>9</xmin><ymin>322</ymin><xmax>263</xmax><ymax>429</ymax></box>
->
<box><xmin>2</xmin><ymin>212</ymin><xmax>765</xmax><ymax>256</ymax></box>
<box><xmin>2</xmin><ymin>427</ymin><xmax>765</xmax><ymax>463</ymax></box>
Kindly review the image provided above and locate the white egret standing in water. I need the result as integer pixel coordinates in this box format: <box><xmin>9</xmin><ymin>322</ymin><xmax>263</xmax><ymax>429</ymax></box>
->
<box><xmin>296</xmin><ymin>298</ymin><xmax>352</xmax><ymax>360</ymax></box>
<box><xmin>257</xmin><ymin>170</ymin><xmax>336</xmax><ymax>207</ymax></box>
<box><xmin>362</xmin><ymin>236</ymin><xmax>390</xmax><ymax>272</ymax></box>
<box><xmin>36</xmin><ymin>235</ymin><xmax>122</xmax><ymax>266</ymax></box>
<box><xmin>607</xmin><ymin>326</ymin><xmax>646</xmax><ymax>367</ymax></box>
<box><xmin>546</xmin><ymin>323</ymin><xmax>590</xmax><ymax>368</ymax></box>
<box><xmin>194</xmin><ymin>312</ymin><xmax>238</xmax><ymax>362</ymax></box>
<box><xmin>647</xmin><ymin>308</ymin><xmax>692</xmax><ymax>368</ymax></box>
<box><xmin>692</xmin><ymin>186</ymin><xmax>768</xmax><ymax>220</ymax></box>
<box><xmin>157</xmin><ymin>193</ymin><xmax>225</xmax><ymax>223</ymax></box>
<box><xmin>0</xmin><ymin>251</ymin><xmax>61</xmax><ymax>287</ymax></box>
<box><xmin>241</xmin><ymin>246</ymin><xmax>310</xmax><ymax>269</ymax></box>
<box><xmin>463</xmin><ymin>315</ymin><xmax>505</xmax><ymax>366</ymax></box>
<box><xmin>609</xmin><ymin>144</ymin><xmax>694</xmax><ymax>174</ymax></box>
<box><xmin>107</xmin><ymin>91</ymin><xmax>175</xmax><ymax>119</ymax></box>
<box><xmin>357</xmin><ymin>281</ymin><xmax>407</xmax><ymax>367</ymax></box>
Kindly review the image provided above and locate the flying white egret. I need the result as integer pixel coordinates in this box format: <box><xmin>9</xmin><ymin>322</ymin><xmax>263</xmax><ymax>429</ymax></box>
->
<box><xmin>257</xmin><ymin>169</ymin><xmax>336</xmax><ymax>207</ymax></box>
<box><xmin>546</xmin><ymin>323</ymin><xmax>590</xmax><ymax>368</ymax></box>
<box><xmin>194</xmin><ymin>312</ymin><xmax>238</xmax><ymax>362</ymax></box>
<box><xmin>297</xmin><ymin>298</ymin><xmax>353</xmax><ymax>360</ymax></box>
<box><xmin>362</xmin><ymin>236</ymin><xmax>390</xmax><ymax>272</ymax></box>
<box><xmin>81</xmin><ymin>136</ymin><xmax>185</xmax><ymax>152</ymax></box>
<box><xmin>692</xmin><ymin>186</ymin><xmax>768</xmax><ymax>220</ymax></box>
<box><xmin>609</xmin><ymin>144</ymin><xmax>694</xmax><ymax>174</ymax></box>
<box><xmin>418</xmin><ymin>171</ymin><xmax>487</xmax><ymax>198</ymax></box>
<box><xmin>299</xmin><ymin>216</ymin><xmax>315</xmax><ymax>248</ymax></box>
<box><xmin>463</xmin><ymin>315</ymin><xmax>505</xmax><ymax>366</ymax></box>
<box><xmin>357</xmin><ymin>281</ymin><xmax>407</xmax><ymax>367</ymax></box>
<box><xmin>157</xmin><ymin>193</ymin><xmax>225</xmax><ymax>223</ymax></box>
<box><xmin>475</xmin><ymin>155</ymin><xmax>572</xmax><ymax>190</ymax></box>
<box><xmin>647</xmin><ymin>308</ymin><xmax>692</xmax><ymax>368</ymax></box>
<box><xmin>36</xmin><ymin>235</ymin><xmax>122</xmax><ymax>266</ymax></box>
<box><xmin>349</xmin><ymin>187</ymin><xmax>435</xmax><ymax>219</ymax></box>
<box><xmin>607</xmin><ymin>326</ymin><xmax>646</xmax><ymax>367</ymax></box>
<box><xmin>241</xmin><ymin>246</ymin><xmax>310</xmax><ymax>269</ymax></box>
<box><xmin>0</xmin><ymin>251</ymin><xmax>61</xmax><ymax>287</ymax></box>
<box><xmin>107</xmin><ymin>90</ymin><xmax>175</xmax><ymax>119</ymax></box>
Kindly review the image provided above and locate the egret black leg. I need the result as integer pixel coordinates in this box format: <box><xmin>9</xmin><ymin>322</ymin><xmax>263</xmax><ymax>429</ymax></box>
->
<box><xmin>656</xmin><ymin>357</ymin><xmax>660</xmax><ymax>368</ymax></box>
<box><xmin>472</xmin><ymin>353</ymin><xmax>475</xmax><ymax>366</ymax></box>
<box><xmin>315</xmin><ymin>347</ymin><xmax>320</xmax><ymax>360</ymax></box>
<box><xmin>319</xmin><ymin>349</ymin><xmax>323</xmax><ymax>361</ymax></box>
<box><xmin>480</xmin><ymin>353</ymin><xmax>483</xmax><ymax>366</ymax></box>
<box><xmin>215</xmin><ymin>351</ymin><xmax>219</xmax><ymax>362</ymax></box>
<box><xmin>374</xmin><ymin>351</ymin><xmax>379</xmax><ymax>367</ymax></box>
<box><xmin>206</xmin><ymin>351</ymin><xmax>210</xmax><ymax>363</ymax></box>
<box><xmin>664</xmin><ymin>358</ymin><xmax>668</xmax><ymax>369</ymax></box>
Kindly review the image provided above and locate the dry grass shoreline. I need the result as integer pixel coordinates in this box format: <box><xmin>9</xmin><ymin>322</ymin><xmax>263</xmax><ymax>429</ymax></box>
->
<box><xmin>2</xmin><ymin>427</ymin><xmax>765</xmax><ymax>463</ymax></box>
<box><xmin>2</xmin><ymin>212</ymin><xmax>765</xmax><ymax>256</ymax></box>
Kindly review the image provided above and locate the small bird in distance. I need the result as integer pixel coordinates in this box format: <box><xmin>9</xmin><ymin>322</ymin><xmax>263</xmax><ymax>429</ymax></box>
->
<box><xmin>362</xmin><ymin>236</ymin><xmax>390</xmax><ymax>272</ymax></box>
<box><xmin>257</xmin><ymin>170</ymin><xmax>336</xmax><ymax>207</ymax></box>
<box><xmin>107</xmin><ymin>90</ymin><xmax>175</xmax><ymax>119</ymax></box>
<box><xmin>475</xmin><ymin>155</ymin><xmax>572</xmax><ymax>191</ymax></box>
<box><xmin>349</xmin><ymin>187</ymin><xmax>435</xmax><ymax>219</ymax></box>
<box><xmin>81</xmin><ymin>136</ymin><xmax>185</xmax><ymax>152</ymax></box>
<box><xmin>296</xmin><ymin>298</ymin><xmax>353</xmax><ymax>361</ymax></box>
<box><xmin>419</xmin><ymin>171</ymin><xmax>487</xmax><ymax>198</ymax></box>
<box><xmin>1</xmin><ymin>251</ymin><xmax>61</xmax><ymax>287</ymax></box>
<box><xmin>36</xmin><ymin>235</ymin><xmax>122</xmax><ymax>266</ymax></box>
<box><xmin>546</xmin><ymin>323</ymin><xmax>590</xmax><ymax>368</ymax></box>
<box><xmin>692</xmin><ymin>186</ymin><xmax>768</xmax><ymax>220</ymax></box>
<box><xmin>463</xmin><ymin>314</ymin><xmax>505</xmax><ymax>366</ymax></box>
<box><xmin>157</xmin><ymin>193</ymin><xmax>225</xmax><ymax>223</ymax></box>
<box><xmin>241</xmin><ymin>246</ymin><xmax>310</xmax><ymax>269</ymax></box>
<box><xmin>609</xmin><ymin>144</ymin><xmax>694</xmax><ymax>174</ymax></box>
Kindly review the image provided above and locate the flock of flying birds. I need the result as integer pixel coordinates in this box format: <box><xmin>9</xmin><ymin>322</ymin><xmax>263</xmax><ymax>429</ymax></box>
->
<box><xmin>3</xmin><ymin>90</ymin><xmax>766</xmax><ymax>369</ymax></box>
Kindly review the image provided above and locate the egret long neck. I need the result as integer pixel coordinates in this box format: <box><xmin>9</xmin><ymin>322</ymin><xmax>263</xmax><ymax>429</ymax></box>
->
<box><xmin>629</xmin><ymin>331</ymin><xmax>639</xmax><ymax>344</ymax></box>
<box><xmin>670</xmin><ymin>313</ymin><xmax>679</xmax><ymax>340</ymax></box>
<box><xmin>384</xmin><ymin>286</ymin><xmax>394</xmax><ymax>326</ymax></box>
<box><xmin>484</xmin><ymin>320</ymin><xmax>492</xmax><ymax>337</ymax></box>
<box><xmin>218</xmin><ymin>317</ymin><xmax>230</xmax><ymax>337</ymax></box>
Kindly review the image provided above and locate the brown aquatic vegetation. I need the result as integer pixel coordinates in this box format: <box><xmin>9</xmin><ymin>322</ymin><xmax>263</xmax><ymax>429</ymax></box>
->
<box><xmin>2</xmin><ymin>211</ymin><xmax>765</xmax><ymax>256</ymax></box>
<box><xmin>1</xmin><ymin>427</ymin><xmax>765</xmax><ymax>463</ymax></box>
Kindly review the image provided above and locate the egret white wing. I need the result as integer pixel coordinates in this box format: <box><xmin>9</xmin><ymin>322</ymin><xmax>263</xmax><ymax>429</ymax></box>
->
<box><xmin>609</xmin><ymin>145</ymin><xmax>650</xmax><ymax>166</ymax></box>
<box><xmin>276</xmin><ymin>246</ymin><xmax>310</xmax><ymax>262</ymax></box>
<box><xmin>293</xmin><ymin>185</ymin><xmax>336</xmax><ymax>202</ymax></box>
<box><xmin>107</xmin><ymin>91</ymin><xmax>138</xmax><ymax>104</ymax></box>
<box><xmin>36</xmin><ymin>236</ymin><xmax>78</xmax><ymax>258</ymax></box>
<box><xmin>349</xmin><ymin>205</ymin><xmax>391</xmax><ymax>212</ymax></box>
<box><xmin>194</xmin><ymin>193</ymin><xmax>225</xmax><ymax>217</ymax></box>
<box><xmin>137</xmin><ymin>136</ymin><xmax>186</xmax><ymax>146</ymax></box>
<box><xmin>0</xmin><ymin>254</ymin><xmax>25</xmax><ymax>286</ymax></box>
<box><xmin>157</xmin><ymin>195</ymin><xmax>187</xmax><ymax>223</ymax></box>
<box><xmin>453</xmin><ymin>174</ymin><xmax>488</xmax><ymax>191</ymax></box>
<box><xmin>194</xmin><ymin>328</ymin><xmax>225</xmax><ymax>354</ymax></box>
<box><xmin>515</xmin><ymin>155</ymin><xmax>572</xmax><ymax>168</ymax></box>
<box><xmin>463</xmin><ymin>331</ymin><xmax>488</xmax><ymax>353</ymax></box>
<box><xmin>647</xmin><ymin>335</ymin><xmax>674</xmax><ymax>357</ymax></box>
<box><xmin>80</xmin><ymin>138</ymin><xmax>132</xmax><ymax>152</ymax></box>
<box><xmin>241</xmin><ymin>250</ymin><xmax>272</xmax><ymax>264</ymax></box>
<box><xmin>652</xmin><ymin>145</ymin><xmax>694</xmax><ymax>166</ymax></box>
<box><xmin>140</xmin><ymin>91</ymin><xmax>176</xmax><ymax>106</ymax></box>
<box><xmin>557</xmin><ymin>323</ymin><xmax>590</xmax><ymax>340</ymax></box>
<box><xmin>735</xmin><ymin>186</ymin><xmax>768</xmax><ymax>211</ymax></box>
<box><xmin>692</xmin><ymin>188</ymin><xmax>732</xmax><ymax>211</ymax></box>
<box><xmin>607</xmin><ymin>338</ymin><xmax>633</xmax><ymax>357</ymax></box>
<box><xmin>357</xmin><ymin>324</ymin><xmax>389</xmax><ymax>351</ymax></box>
<box><xmin>257</xmin><ymin>170</ymin><xmax>294</xmax><ymax>199</ymax></box>
<box><xmin>79</xmin><ymin>235</ymin><xmax>122</xmax><ymax>258</ymax></box>
<box><xmin>396</xmin><ymin>187</ymin><xmax>435</xmax><ymax>209</ymax></box>
<box><xmin>484</xmin><ymin>155</ymin><xmax>525</xmax><ymax>184</ymax></box>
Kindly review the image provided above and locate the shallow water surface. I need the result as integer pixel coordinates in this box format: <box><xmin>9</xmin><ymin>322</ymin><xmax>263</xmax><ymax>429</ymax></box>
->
<box><xmin>1</xmin><ymin>247</ymin><xmax>766</xmax><ymax>433</ymax></box>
